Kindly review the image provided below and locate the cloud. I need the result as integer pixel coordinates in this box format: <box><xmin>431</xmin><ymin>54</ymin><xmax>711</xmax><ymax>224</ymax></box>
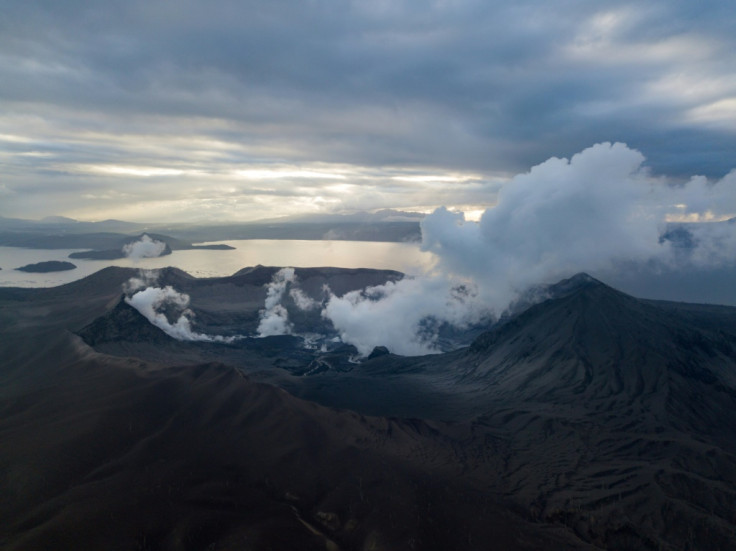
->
<box><xmin>257</xmin><ymin>268</ymin><xmax>297</xmax><ymax>337</ymax></box>
<box><xmin>680</xmin><ymin>219</ymin><xmax>736</xmax><ymax>268</ymax></box>
<box><xmin>123</xmin><ymin>269</ymin><xmax>160</xmax><ymax>293</ymax></box>
<box><xmin>421</xmin><ymin>142</ymin><xmax>670</xmax><ymax>309</ymax></box>
<box><xmin>322</xmin><ymin>276</ymin><xmax>488</xmax><ymax>357</ymax></box>
<box><xmin>423</xmin><ymin>142</ymin><xmax>736</xmax><ymax>302</ymax></box>
<box><xmin>670</xmin><ymin>170</ymin><xmax>736</xmax><ymax>220</ymax></box>
<box><xmin>123</xmin><ymin>235</ymin><xmax>167</xmax><ymax>259</ymax></box>
<box><xmin>321</xmin><ymin>142</ymin><xmax>736</xmax><ymax>355</ymax></box>
<box><xmin>256</xmin><ymin>304</ymin><xmax>292</xmax><ymax>337</ymax></box>
<box><xmin>2</xmin><ymin>1</ymin><xmax>736</xmax><ymax>221</ymax></box>
<box><xmin>290</xmin><ymin>287</ymin><xmax>319</xmax><ymax>311</ymax></box>
<box><xmin>123</xmin><ymin>272</ymin><xmax>237</xmax><ymax>342</ymax></box>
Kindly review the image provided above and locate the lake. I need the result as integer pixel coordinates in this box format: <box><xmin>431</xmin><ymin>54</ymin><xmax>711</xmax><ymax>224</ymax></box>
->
<box><xmin>0</xmin><ymin>240</ymin><xmax>436</xmax><ymax>288</ymax></box>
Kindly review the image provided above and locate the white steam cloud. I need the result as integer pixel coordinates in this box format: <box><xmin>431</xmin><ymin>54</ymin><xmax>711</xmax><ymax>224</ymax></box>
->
<box><xmin>421</xmin><ymin>142</ymin><xmax>668</xmax><ymax>311</ymax></box>
<box><xmin>290</xmin><ymin>287</ymin><xmax>319</xmax><ymax>311</ymax></box>
<box><xmin>256</xmin><ymin>268</ymin><xmax>322</xmax><ymax>337</ymax></box>
<box><xmin>323</xmin><ymin>276</ymin><xmax>488</xmax><ymax>356</ymax></box>
<box><xmin>123</xmin><ymin>271</ymin><xmax>237</xmax><ymax>342</ymax></box>
<box><xmin>257</xmin><ymin>268</ymin><xmax>297</xmax><ymax>337</ymax></box>
<box><xmin>123</xmin><ymin>234</ymin><xmax>167</xmax><ymax>259</ymax></box>
<box><xmin>421</xmin><ymin>142</ymin><xmax>736</xmax><ymax>296</ymax></box>
<box><xmin>320</xmin><ymin>142</ymin><xmax>736</xmax><ymax>356</ymax></box>
<box><xmin>123</xmin><ymin>269</ymin><xmax>160</xmax><ymax>294</ymax></box>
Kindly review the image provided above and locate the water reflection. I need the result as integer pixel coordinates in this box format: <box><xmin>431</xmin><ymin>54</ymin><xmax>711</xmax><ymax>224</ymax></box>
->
<box><xmin>0</xmin><ymin>240</ymin><xmax>436</xmax><ymax>288</ymax></box>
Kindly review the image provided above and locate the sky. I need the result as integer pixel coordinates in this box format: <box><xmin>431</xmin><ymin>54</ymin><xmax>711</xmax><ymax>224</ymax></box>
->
<box><xmin>1</xmin><ymin>0</ymin><xmax>736</xmax><ymax>222</ymax></box>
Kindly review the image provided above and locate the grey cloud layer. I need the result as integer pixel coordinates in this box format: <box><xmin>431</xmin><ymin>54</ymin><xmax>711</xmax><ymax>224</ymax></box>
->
<box><xmin>1</xmin><ymin>0</ymin><xmax>735</xmax><ymax>219</ymax></box>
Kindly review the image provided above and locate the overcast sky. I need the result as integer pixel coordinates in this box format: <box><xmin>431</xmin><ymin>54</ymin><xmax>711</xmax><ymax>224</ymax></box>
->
<box><xmin>1</xmin><ymin>0</ymin><xmax>735</xmax><ymax>222</ymax></box>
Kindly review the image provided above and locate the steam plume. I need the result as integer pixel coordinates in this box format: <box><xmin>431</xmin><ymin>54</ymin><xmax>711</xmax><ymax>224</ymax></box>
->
<box><xmin>123</xmin><ymin>271</ymin><xmax>236</xmax><ymax>342</ymax></box>
<box><xmin>257</xmin><ymin>268</ymin><xmax>297</xmax><ymax>337</ymax></box>
<box><xmin>290</xmin><ymin>287</ymin><xmax>319</xmax><ymax>311</ymax></box>
<box><xmin>322</xmin><ymin>276</ymin><xmax>487</xmax><ymax>356</ymax></box>
<box><xmin>123</xmin><ymin>235</ymin><xmax>167</xmax><ymax>259</ymax></box>
<box><xmin>320</xmin><ymin>142</ymin><xmax>736</xmax><ymax>355</ymax></box>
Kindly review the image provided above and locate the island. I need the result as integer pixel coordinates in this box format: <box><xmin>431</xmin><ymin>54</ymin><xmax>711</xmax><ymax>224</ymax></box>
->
<box><xmin>67</xmin><ymin>244</ymin><xmax>234</xmax><ymax>260</ymax></box>
<box><xmin>16</xmin><ymin>260</ymin><xmax>77</xmax><ymax>273</ymax></box>
<box><xmin>69</xmin><ymin>248</ymin><xmax>172</xmax><ymax>260</ymax></box>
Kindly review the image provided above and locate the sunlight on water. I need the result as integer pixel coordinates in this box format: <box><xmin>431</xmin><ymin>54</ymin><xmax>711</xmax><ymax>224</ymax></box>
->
<box><xmin>0</xmin><ymin>240</ymin><xmax>436</xmax><ymax>288</ymax></box>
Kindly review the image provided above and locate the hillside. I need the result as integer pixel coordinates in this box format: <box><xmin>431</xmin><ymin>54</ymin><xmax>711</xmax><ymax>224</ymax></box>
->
<box><xmin>1</xmin><ymin>269</ymin><xmax>736</xmax><ymax>549</ymax></box>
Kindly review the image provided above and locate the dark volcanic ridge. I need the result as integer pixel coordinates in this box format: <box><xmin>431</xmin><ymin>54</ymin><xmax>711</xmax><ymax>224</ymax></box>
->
<box><xmin>74</xmin><ymin>265</ymin><xmax>408</xmax><ymax>380</ymax></box>
<box><xmin>467</xmin><ymin>273</ymin><xmax>736</xmax><ymax>407</ymax></box>
<box><xmin>78</xmin><ymin>297</ymin><xmax>176</xmax><ymax>346</ymax></box>
<box><xmin>2</xmin><ymin>268</ymin><xmax>736</xmax><ymax>550</ymax></box>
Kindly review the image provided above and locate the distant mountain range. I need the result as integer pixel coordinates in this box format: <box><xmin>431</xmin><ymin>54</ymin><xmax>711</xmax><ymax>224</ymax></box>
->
<box><xmin>0</xmin><ymin>210</ymin><xmax>423</xmax><ymax>247</ymax></box>
<box><xmin>1</xmin><ymin>267</ymin><xmax>735</xmax><ymax>549</ymax></box>
<box><xmin>0</xmin><ymin>215</ymin><xmax>147</xmax><ymax>233</ymax></box>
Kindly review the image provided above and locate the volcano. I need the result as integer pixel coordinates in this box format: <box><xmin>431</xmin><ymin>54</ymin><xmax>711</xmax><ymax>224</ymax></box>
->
<box><xmin>1</xmin><ymin>268</ymin><xmax>735</xmax><ymax>550</ymax></box>
<box><xmin>437</xmin><ymin>274</ymin><xmax>736</xmax><ymax>549</ymax></box>
<box><xmin>464</xmin><ymin>273</ymin><xmax>736</xmax><ymax>417</ymax></box>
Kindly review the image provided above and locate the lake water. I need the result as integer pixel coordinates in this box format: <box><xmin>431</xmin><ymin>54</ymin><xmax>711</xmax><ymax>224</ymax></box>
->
<box><xmin>0</xmin><ymin>240</ymin><xmax>436</xmax><ymax>288</ymax></box>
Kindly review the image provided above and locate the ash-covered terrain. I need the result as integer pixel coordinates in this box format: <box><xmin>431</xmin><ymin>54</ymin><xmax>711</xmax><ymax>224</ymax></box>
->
<box><xmin>1</xmin><ymin>266</ymin><xmax>736</xmax><ymax>550</ymax></box>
